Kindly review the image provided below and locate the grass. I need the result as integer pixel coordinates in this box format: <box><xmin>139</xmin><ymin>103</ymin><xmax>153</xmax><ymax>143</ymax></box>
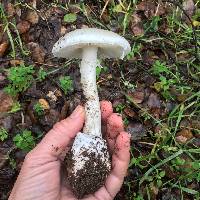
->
<box><xmin>0</xmin><ymin>0</ymin><xmax>200</xmax><ymax>199</ymax></box>
<box><xmin>0</xmin><ymin>3</ymin><xmax>29</xmax><ymax>58</ymax></box>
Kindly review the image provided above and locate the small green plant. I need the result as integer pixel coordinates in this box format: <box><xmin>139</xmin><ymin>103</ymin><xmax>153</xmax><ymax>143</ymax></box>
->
<box><xmin>13</xmin><ymin>130</ymin><xmax>35</xmax><ymax>152</ymax></box>
<box><xmin>96</xmin><ymin>65</ymin><xmax>108</xmax><ymax>80</ymax></box>
<box><xmin>8</xmin><ymin>101</ymin><xmax>21</xmax><ymax>113</ymax></box>
<box><xmin>144</xmin><ymin>16</ymin><xmax>160</xmax><ymax>32</ymax></box>
<box><xmin>154</xmin><ymin>76</ymin><xmax>176</xmax><ymax>100</ymax></box>
<box><xmin>64</xmin><ymin>13</ymin><xmax>77</xmax><ymax>23</ymax></box>
<box><xmin>34</xmin><ymin>102</ymin><xmax>44</xmax><ymax>116</ymax></box>
<box><xmin>126</xmin><ymin>43</ymin><xmax>142</xmax><ymax>60</ymax></box>
<box><xmin>59</xmin><ymin>76</ymin><xmax>73</xmax><ymax>94</ymax></box>
<box><xmin>37</xmin><ymin>68</ymin><xmax>47</xmax><ymax>82</ymax></box>
<box><xmin>150</xmin><ymin>60</ymin><xmax>170</xmax><ymax>75</ymax></box>
<box><xmin>0</xmin><ymin>127</ymin><xmax>8</xmax><ymax>141</ymax></box>
<box><xmin>115</xmin><ymin>103</ymin><xmax>126</xmax><ymax>114</ymax></box>
<box><xmin>140</xmin><ymin>110</ymin><xmax>151</xmax><ymax>121</ymax></box>
<box><xmin>96</xmin><ymin>66</ymin><xmax>102</xmax><ymax>80</ymax></box>
<box><xmin>4</xmin><ymin>64</ymin><xmax>35</xmax><ymax>96</ymax></box>
<box><xmin>123</xmin><ymin>117</ymin><xmax>129</xmax><ymax>126</ymax></box>
<box><xmin>150</xmin><ymin>61</ymin><xmax>178</xmax><ymax>100</ymax></box>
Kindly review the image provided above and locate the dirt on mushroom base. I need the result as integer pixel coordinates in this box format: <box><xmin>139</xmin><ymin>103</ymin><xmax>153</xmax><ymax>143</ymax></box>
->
<box><xmin>66</xmin><ymin>149</ymin><xmax>110</xmax><ymax>198</ymax></box>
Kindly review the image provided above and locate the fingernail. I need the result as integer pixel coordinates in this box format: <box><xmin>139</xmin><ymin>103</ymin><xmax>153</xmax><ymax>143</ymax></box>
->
<box><xmin>70</xmin><ymin>105</ymin><xmax>84</xmax><ymax>119</ymax></box>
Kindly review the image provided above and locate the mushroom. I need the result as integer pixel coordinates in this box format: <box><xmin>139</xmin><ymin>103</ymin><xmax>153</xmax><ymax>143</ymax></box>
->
<box><xmin>52</xmin><ymin>28</ymin><xmax>130</xmax><ymax>197</ymax></box>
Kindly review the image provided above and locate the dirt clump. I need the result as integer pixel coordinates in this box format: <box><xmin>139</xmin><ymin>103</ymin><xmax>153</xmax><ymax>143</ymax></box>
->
<box><xmin>66</xmin><ymin>150</ymin><xmax>110</xmax><ymax>198</ymax></box>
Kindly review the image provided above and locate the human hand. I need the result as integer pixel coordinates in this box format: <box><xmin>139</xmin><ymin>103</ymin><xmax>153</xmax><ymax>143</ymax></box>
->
<box><xmin>9</xmin><ymin>101</ymin><xmax>130</xmax><ymax>200</ymax></box>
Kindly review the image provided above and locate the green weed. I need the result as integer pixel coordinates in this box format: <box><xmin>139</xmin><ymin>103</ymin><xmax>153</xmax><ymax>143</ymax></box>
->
<box><xmin>0</xmin><ymin>127</ymin><xmax>8</xmax><ymax>141</ymax></box>
<box><xmin>115</xmin><ymin>103</ymin><xmax>126</xmax><ymax>114</ymax></box>
<box><xmin>34</xmin><ymin>102</ymin><xmax>44</xmax><ymax>116</ymax></box>
<box><xmin>37</xmin><ymin>68</ymin><xmax>47</xmax><ymax>82</ymax></box>
<box><xmin>8</xmin><ymin>101</ymin><xmax>21</xmax><ymax>113</ymax></box>
<box><xmin>126</xmin><ymin>43</ymin><xmax>142</xmax><ymax>60</ymax></box>
<box><xmin>0</xmin><ymin>3</ymin><xmax>29</xmax><ymax>58</ymax></box>
<box><xmin>144</xmin><ymin>16</ymin><xmax>160</xmax><ymax>33</ymax></box>
<box><xmin>96</xmin><ymin>65</ymin><xmax>108</xmax><ymax>80</ymax></box>
<box><xmin>59</xmin><ymin>76</ymin><xmax>73</xmax><ymax>95</ymax></box>
<box><xmin>13</xmin><ymin>129</ymin><xmax>35</xmax><ymax>152</ymax></box>
<box><xmin>64</xmin><ymin>13</ymin><xmax>77</xmax><ymax>23</ymax></box>
<box><xmin>4</xmin><ymin>64</ymin><xmax>35</xmax><ymax>96</ymax></box>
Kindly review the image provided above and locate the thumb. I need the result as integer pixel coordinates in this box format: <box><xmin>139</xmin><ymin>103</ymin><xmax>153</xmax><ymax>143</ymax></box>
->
<box><xmin>33</xmin><ymin>105</ymin><xmax>85</xmax><ymax>157</ymax></box>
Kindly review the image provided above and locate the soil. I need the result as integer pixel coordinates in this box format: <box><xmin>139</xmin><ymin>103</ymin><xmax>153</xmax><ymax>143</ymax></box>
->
<box><xmin>0</xmin><ymin>0</ymin><xmax>199</xmax><ymax>199</ymax></box>
<box><xmin>66</xmin><ymin>151</ymin><xmax>110</xmax><ymax>198</ymax></box>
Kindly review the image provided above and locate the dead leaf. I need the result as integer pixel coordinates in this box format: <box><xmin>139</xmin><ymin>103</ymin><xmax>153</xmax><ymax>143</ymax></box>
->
<box><xmin>159</xmin><ymin>18</ymin><xmax>172</xmax><ymax>34</ymax></box>
<box><xmin>10</xmin><ymin>59</ymin><xmax>24</xmax><ymax>66</ymax></box>
<box><xmin>128</xmin><ymin>90</ymin><xmax>145</xmax><ymax>104</ymax></box>
<box><xmin>191</xmin><ymin>120</ymin><xmax>200</xmax><ymax>130</ymax></box>
<box><xmin>154</xmin><ymin>3</ymin><xmax>166</xmax><ymax>16</ymax></box>
<box><xmin>27</xmin><ymin>42</ymin><xmax>45</xmax><ymax>63</ymax></box>
<box><xmin>180</xmin><ymin>119</ymin><xmax>191</xmax><ymax>129</ymax></box>
<box><xmin>60</xmin><ymin>26</ymin><xmax>67</xmax><ymax>36</ymax></box>
<box><xmin>147</xmin><ymin>93</ymin><xmax>161</xmax><ymax>109</ymax></box>
<box><xmin>176</xmin><ymin>51</ymin><xmax>191</xmax><ymax>62</ymax></box>
<box><xmin>193</xmin><ymin>138</ymin><xmax>200</xmax><ymax>147</ymax></box>
<box><xmin>126</xmin><ymin>121</ymin><xmax>147</xmax><ymax>140</ymax></box>
<box><xmin>0</xmin><ymin>91</ymin><xmax>13</xmax><ymax>113</ymax></box>
<box><xmin>183</xmin><ymin>0</ymin><xmax>195</xmax><ymax>19</ymax></box>
<box><xmin>6</xmin><ymin>3</ymin><xmax>15</xmax><ymax>17</ymax></box>
<box><xmin>101</xmin><ymin>9</ymin><xmax>110</xmax><ymax>24</ymax></box>
<box><xmin>0</xmin><ymin>42</ymin><xmax>9</xmax><ymax>57</ymax></box>
<box><xmin>124</xmin><ymin>107</ymin><xmax>137</xmax><ymax>118</ymax></box>
<box><xmin>131</xmin><ymin>13</ymin><xmax>144</xmax><ymax>36</ymax></box>
<box><xmin>0</xmin><ymin>150</ymin><xmax>7</xmax><ymax>168</ymax></box>
<box><xmin>176</xmin><ymin>94</ymin><xmax>188</xmax><ymax>102</ymax></box>
<box><xmin>59</xmin><ymin>101</ymin><xmax>69</xmax><ymax>120</ymax></box>
<box><xmin>176</xmin><ymin>129</ymin><xmax>193</xmax><ymax>144</ymax></box>
<box><xmin>154</xmin><ymin>123</ymin><xmax>168</xmax><ymax>135</ymax></box>
<box><xmin>0</xmin><ymin>116</ymin><xmax>13</xmax><ymax>131</ymax></box>
<box><xmin>17</xmin><ymin>20</ymin><xmax>30</xmax><ymax>34</ymax></box>
<box><xmin>137</xmin><ymin>1</ymin><xmax>166</xmax><ymax>18</ymax></box>
<box><xmin>26</xmin><ymin>10</ymin><xmax>39</xmax><ymax>24</ymax></box>
<box><xmin>39</xmin><ymin>99</ymin><xmax>50</xmax><ymax>110</ymax></box>
<box><xmin>15</xmin><ymin>5</ymin><xmax>22</xmax><ymax>17</ymax></box>
<box><xmin>55</xmin><ymin>90</ymin><xmax>62</xmax><ymax>97</ymax></box>
<box><xmin>131</xmin><ymin>25</ymin><xmax>144</xmax><ymax>36</ymax></box>
<box><xmin>151</xmin><ymin>107</ymin><xmax>161</xmax><ymax>119</ymax></box>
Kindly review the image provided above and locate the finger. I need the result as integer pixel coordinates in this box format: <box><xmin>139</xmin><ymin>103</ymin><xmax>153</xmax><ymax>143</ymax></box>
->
<box><xmin>106</xmin><ymin>113</ymin><xmax>124</xmax><ymax>152</ymax></box>
<box><xmin>107</xmin><ymin>114</ymin><xmax>124</xmax><ymax>139</ymax></box>
<box><xmin>100</xmin><ymin>100</ymin><xmax>113</xmax><ymax>122</ymax></box>
<box><xmin>100</xmin><ymin>101</ymin><xmax>113</xmax><ymax>137</ymax></box>
<box><xmin>103</xmin><ymin>132</ymin><xmax>130</xmax><ymax>198</ymax></box>
<box><xmin>34</xmin><ymin>106</ymin><xmax>85</xmax><ymax>157</ymax></box>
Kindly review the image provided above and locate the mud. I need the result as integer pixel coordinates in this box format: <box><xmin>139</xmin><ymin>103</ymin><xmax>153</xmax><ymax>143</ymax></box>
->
<box><xmin>66</xmin><ymin>148</ymin><xmax>110</xmax><ymax>198</ymax></box>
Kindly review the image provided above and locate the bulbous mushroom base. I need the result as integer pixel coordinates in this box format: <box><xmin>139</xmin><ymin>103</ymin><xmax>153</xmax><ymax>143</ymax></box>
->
<box><xmin>66</xmin><ymin>132</ymin><xmax>111</xmax><ymax>198</ymax></box>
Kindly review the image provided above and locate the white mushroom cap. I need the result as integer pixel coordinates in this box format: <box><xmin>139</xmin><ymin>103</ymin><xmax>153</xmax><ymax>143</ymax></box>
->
<box><xmin>52</xmin><ymin>28</ymin><xmax>131</xmax><ymax>59</ymax></box>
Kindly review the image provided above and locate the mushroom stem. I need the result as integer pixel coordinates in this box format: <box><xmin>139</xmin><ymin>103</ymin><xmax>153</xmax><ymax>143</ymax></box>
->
<box><xmin>80</xmin><ymin>46</ymin><xmax>101</xmax><ymax>137</ymax></box>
